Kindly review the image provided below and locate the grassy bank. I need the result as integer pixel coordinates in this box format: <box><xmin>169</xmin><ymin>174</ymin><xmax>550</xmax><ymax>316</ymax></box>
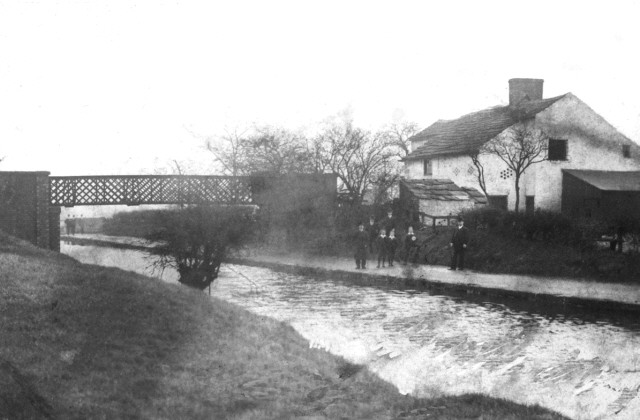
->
<box><xmin>417</xmin><ymin>228</ymin><xmax>640</xmax><ymax>283</ymax></box>
<box><xmin>0</xmin><ymin>232</ymin><xmax>567</xmax><ymax>419</ymax></box>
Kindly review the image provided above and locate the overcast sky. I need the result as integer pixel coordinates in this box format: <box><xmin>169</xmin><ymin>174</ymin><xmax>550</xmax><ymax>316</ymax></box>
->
<box><xmin>2</xmin><ymin>0</ymin><xmax>640</xmax><ymax>176</ymax></box>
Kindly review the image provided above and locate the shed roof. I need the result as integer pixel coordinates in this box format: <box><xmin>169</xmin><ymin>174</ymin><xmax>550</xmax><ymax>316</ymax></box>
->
<box><xmin>564</xmin><ymin>170</ymin><xmax>640</xmax><ymax>191</ymax></box>
<box><xmin>401</xmin><ymin>179</ymin><xmax>487</xmax><ymax>204</ymax></box>
<box><xmin>405</xmin><ymin>95</ymin><xmax>567</xmax><ymax>160</ymax></box>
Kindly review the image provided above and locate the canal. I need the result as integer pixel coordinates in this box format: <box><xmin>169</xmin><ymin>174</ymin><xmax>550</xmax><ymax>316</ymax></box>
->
<box><xmin>61</xmin><ymin>241</ymin><xmax>640</xmax><ymax>420</ymax></box>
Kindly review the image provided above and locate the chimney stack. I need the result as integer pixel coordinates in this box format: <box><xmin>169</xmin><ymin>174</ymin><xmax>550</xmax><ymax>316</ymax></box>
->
<box><xmin>509</xmin><ymin>78</ymin><xmax>544</xmax><ymax>105</ymax></box>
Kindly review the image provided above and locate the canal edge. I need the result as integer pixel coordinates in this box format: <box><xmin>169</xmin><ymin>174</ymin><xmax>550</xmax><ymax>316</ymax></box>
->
<box><xmin>60</xmin><ymin>236</ymin><xmax>640</xmax><ymax>313</ymax></box>
<box><xmin>227</xmin><ymin>257</ymin><xmax>640</xmax><ymax>314</ymax></box>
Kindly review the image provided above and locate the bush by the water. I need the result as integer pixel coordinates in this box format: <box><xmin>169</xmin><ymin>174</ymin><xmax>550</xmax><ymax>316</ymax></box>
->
<box><xmin>146</xmin><ymin>206</ymin><xmax>256</xmax><ymax>290</ymax></box>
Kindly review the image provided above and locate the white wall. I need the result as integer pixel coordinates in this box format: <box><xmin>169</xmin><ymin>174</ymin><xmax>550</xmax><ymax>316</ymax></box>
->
<box><xmin>530</xmin><ymin>94</ymin><xmax>640</xmax><ymax>212</ymax></box>
<box><xmin>406</xmin><ymin>153</ymin><xmax>517</xmax><ymax>209</ymax></box>
<box><xmin>406</xmin><ymin>93</ymin><xmax>640</xmax><ymax>212</ymax></box>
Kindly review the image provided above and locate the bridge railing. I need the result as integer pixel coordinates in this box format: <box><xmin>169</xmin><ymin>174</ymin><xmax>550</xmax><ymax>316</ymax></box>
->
<box><xmin>50</xmin><ymin>175</ymin><xmax>254</xmax><ymax>207</ymax></box>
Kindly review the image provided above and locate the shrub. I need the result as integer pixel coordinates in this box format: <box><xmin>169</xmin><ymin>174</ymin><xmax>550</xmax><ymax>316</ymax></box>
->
<box><xmin>146</xmin><ymin>206</ymin><xmax>255</xmax><ymax>290</ymax></box>
<box><xmin>460</xmin><ymin>207</ymin><xmax>507</xmax><ymax>230</ymax></box>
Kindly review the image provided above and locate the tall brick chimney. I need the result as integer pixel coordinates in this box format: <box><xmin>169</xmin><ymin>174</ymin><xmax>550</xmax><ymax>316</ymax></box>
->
<box><xmin>509</xmin><ymin>78</ymin><xmax>544</xmax><ymax>105</ymax></box>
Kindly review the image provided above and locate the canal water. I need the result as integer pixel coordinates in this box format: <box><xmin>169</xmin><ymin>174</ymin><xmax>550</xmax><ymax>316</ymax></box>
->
<box><xmin>61</xmin><ymin>242</ymin><xmax>640</xmax><ymax>420</ymax></box>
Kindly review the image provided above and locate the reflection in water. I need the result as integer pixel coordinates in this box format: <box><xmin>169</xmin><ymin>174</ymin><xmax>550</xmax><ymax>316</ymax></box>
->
<box><xmin>62</xmin><ymin>243</ymin><xmax>640</xmax><ymax>420</ymax></box>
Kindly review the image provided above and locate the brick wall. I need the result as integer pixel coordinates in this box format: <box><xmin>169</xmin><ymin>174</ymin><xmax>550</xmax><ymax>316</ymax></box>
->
<box><xmin>0</xmin><ymin>171</ymin><xmax>58</xmax><ymax>250</ymax></box>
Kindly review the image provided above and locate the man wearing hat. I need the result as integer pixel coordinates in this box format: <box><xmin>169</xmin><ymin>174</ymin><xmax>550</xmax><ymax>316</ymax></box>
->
<box><xmin>353</xmin><ymin>222</ymin><xmax>369</xmax><ymax>269</ymax></box>
<box><xmin>367</xmin><ymin>216</ymin><xmax>378</xmax><ymax>254</ymax></box>
<box><xmin>449</xmin><ymin>217</ymin><xmax>469</xmax><ymax>271</ymax></box>
<box><xmin>382</xmin><ymin>209</ymin><xmax>396</xmax><ymax>235</ymax></box>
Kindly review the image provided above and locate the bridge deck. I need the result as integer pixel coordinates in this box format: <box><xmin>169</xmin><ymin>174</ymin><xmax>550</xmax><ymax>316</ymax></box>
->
<box><xmin>50</xmin><ymin>175</ymin><xmax>253</xmax><ymax>206</ymax></box>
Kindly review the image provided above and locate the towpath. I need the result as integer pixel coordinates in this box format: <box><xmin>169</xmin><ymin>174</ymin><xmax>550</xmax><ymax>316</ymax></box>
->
<box><xmin>232</xmin><ymin>250</ymin><xmax>640</xmax><ymax>309</ymax></box>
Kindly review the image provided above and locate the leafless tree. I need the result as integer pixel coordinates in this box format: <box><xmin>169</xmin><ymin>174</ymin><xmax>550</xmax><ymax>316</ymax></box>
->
<box><xmin>480</xmin><ymin>120</ymin><xmax>548</xmax><ymax>213</ymax></box>
<box><xmin>383</xmin><ymin>121</ymin><xmax>420</xmax><ymax>158</ymax></box>
<box><xmin>204</xmin><ymin>127</ymin><xmax>249</xmax><ymax>176</ymax></box>
<box><xmin>314</xmin><ymin>120</ymin><xmax>397</xmax><ymax>204</ymax></box>
<box><xmin>201</xmin><ymin>125</ymin><xmax>319</xmax><ymax>176</ymax></box>
<box><xmin>469</xmin><ymin>151</ymin><xmax>489</xmax><ymax>198</ymax></box>
<box><xmin>241</xmin><ymin>126</ymin><xmax>316</xmax><ymax>175</ymax></box>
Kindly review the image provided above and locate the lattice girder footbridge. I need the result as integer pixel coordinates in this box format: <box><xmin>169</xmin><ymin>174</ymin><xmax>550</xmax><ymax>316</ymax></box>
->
<box><xmin>50</xmin><ymin>175</ymin><xmax>254</xmax><ymax>207</ymax></box>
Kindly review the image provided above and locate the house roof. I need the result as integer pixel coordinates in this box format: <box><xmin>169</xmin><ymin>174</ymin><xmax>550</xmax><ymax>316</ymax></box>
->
<box><xmin>405</xmin><ymin>94</ymin><xmax>567</xmax><ymax>160</ymax></box>
<box><xmin>401</xmin><ymin>179</ymin><xmax>487</xmax><ymax>204</ymax></box>
<box><xmin>564</xmin><ymin>170</ymin><xmax>640</xmax><ymax>192</ymax></box>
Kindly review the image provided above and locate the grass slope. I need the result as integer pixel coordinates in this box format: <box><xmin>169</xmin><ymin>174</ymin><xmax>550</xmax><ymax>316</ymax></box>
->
<box><xmin>0</xmin><ymin>232</ymin><xmax>568</xmax><ymax>419</ymax></box>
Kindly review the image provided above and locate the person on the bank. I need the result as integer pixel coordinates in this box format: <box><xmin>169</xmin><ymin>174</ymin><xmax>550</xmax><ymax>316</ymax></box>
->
<box><xmin>404</xmin><ymin>226</ymin><xmax>419</xmax><ymax>264</ymax></box>
<box><xmin>615</xmin><ymin>226</ymin><xmax>624</xmax><ymax>253</ymax></box>
<box><xmin>64</xmin><ymin>217</ymin><xmax>75</xmax><ymax>235</ymax></box>
<box><xmin>354</xmin><ymin>222</ymin><xmax>369</xmax><ymax>269</ymax></box>
<box><xmin>386</xmin><ymin>228</ymin><xmax>399</xmax><ymax>267</ymax></box>
<box><xmin>383</xmin><ymin>209</ymin><xmax>396</xmax><ymax>235</ymax></box>
<box><xmin>367</xmin><ymin>216</ymin><xmax>378</xmax><ymax>253</ymax></box>
<box><xmin>77</xmin><ymin>214</ymin><xmax>85</xmax><ymax>234</ymax></box>
<box><xmin>449</xmin><ymin>217</ymin><xmax>469</xmax><ymax>270</ymax></box>
<box><xmin>376</xmin><ymin>228</ymin><xmax>388</xmax><ymax>268</ymax></box>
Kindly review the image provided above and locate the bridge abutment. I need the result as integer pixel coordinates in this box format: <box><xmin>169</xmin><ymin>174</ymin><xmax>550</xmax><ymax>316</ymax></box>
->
<box><xmin>0</xmin><ymin>171</ymin><xmax>59</xmax><ymax>251</ymax></box>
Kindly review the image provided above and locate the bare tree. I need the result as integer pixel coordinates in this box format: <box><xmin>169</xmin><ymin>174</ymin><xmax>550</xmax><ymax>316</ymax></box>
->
<box><xmin>200</xmin><ymin>125</ymin><xmax>319</xmax><ymax>176</ymax></box>
<box><xmin>469</xmin><ymin>151</ymin><xmax>489</xmax><ymax>198</ymax></box>
<box><xmin>314</xmin><ymin>120</ymin><xmax>397</xmax><ymax>204</ymax></box>
<box><xmin>480</xmin><ymin>120</ymin><xmax>548</xmax><ymax>213</ymax></box>
<box><xmin>204</xmin><ymin>127</ymin><xmax>249</xmax><ymax>176</ymax></box>
<box><xmin>383</xmin><ymin>121</ymin><xmax>420</xmax><ymax>158</ymax></box>
<box><xmin>242</xmin><ymin>126</ymin><xmax>316</xmax><ymax>175</ymax></box>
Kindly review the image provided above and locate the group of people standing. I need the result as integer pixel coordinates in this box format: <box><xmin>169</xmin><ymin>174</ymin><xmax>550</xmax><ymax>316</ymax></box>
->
<box><xmin>64</xmin><ymin>216</ymin><xmax>84</xmax><ymax>235</ymax></box>
<box><xmin>353</xmin><ymin>210</ymin><xmax>470</xmax><ymax>271</ymax></box>
<box><xmin>353</xmin><ymin>210</ymin><xmax>425</xmax><ymax>269</ymax></box>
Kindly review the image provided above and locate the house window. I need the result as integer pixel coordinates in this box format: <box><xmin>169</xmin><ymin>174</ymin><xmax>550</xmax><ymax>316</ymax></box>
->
<box><xmin>548</xmin><ymin>139</ymin><xmax>568</xmax><ymax>161</ymax></box>
<box><xmin>423</xmin><ymin>159</ymin><xmax>432</xmax><ymax>176</ymax></box>
<box><xmin>488</xmin><ymin>195</ymin><xmax>508</xmax><ymax>210</ymax></box>
<box><xmin>623</xmin><ymin>145</ymin><xmax>631</xmax><ymax>158</ymax></box>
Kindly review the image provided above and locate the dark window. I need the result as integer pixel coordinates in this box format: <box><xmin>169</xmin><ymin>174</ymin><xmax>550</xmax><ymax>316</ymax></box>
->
<box><xmin>423</xmin><ymin>159</ymin><xmax>432</xmax><ymax>176</ymax></box>
<box><xmin>548</xmin><ymin>139</ymin><xmax>567</xmax><ymax>161</ymax></box>
<box><xmin>488</xmin><ymin>195</ymin><xmax>508</xmax><ymax>210</ymax></box>
<box><xmin>525</xmin><ymin>196</ymin><xmax>535</xmax><ymax>215</ymax></box>
<box><xmin>623</xmin><ymin>145</ymin><xmax>631</xmax><ymax>158</ymax></box>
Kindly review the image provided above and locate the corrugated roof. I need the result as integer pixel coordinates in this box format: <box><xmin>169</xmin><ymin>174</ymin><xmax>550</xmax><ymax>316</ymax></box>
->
<box><xmin>405</xmin><ymin>95</ymin><xmax>567</xmax><ymax>160</ymax></box>
<box><xmin>564</xmin><ymin>170</ymin><xmax>640</xmax><ymax>191</ymax></box>
<box><xmin>401</xmin><ymin>179</ymin><xmax>487</xmax><ymax>204</ymax></box>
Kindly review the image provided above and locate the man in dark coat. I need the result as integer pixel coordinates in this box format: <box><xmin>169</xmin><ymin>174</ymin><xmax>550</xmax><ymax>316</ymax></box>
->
<box><xmin>375</xmin><ymin>228</ymin><xmax>387</xmax><ymax>268</ymax></box>
<box><xmin>367</xmin><ymin>216</ymin><xmax>378</xmax><ymax>253</ymax></box>
<box><xmin>386</xmin><ymin>228</ymin><xmax>399</xmax><ymax>267</ymax></box>
<box><xmin>382</xmin><ymin>210</ymin><xmax>396</xmax><ymax>235</ymax></box>
<box><xmin>449</xmin><ymin>218</ymin><xmax>470</xmax><ymax>270</ymax></box>
<box><xmin>64</xmin><ymin>217</ymin><xmax>75</xmax><ymax>235</ymax></box>
<box><xmin>403</xmin><ymin>226</ymin><xmax>419</xmax><ymax>264</ymax></box>
<box><xmin>353</xmin><ymin>222</ymin><xmax>369</xmax><ymax>269</ymax></box>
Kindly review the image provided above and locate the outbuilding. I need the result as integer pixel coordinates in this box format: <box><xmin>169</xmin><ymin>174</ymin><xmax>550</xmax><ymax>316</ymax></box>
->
<box><xmin>561</xmin><ymin>170</ymin><xmax>640</xmax><ymax>219</ymax></box>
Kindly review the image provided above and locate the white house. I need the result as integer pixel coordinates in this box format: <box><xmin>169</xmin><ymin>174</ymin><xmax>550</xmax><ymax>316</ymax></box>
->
<box><xmin>401</xmin><ymin>78</ymin><xmax>640</xmax><ymax>222</ymax></box>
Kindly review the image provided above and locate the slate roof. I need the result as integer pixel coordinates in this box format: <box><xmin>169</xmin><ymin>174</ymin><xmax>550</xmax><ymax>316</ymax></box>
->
<box><xmin>401</xmin><ymin>179</ymin><xmax>487</xmax><ymax>204</ymax></box>
<box><xmin>405</xmin><ymin>94</ymin><xmax>567</xmax><ymax>160</ymax></box>
<box><xmin>564</xmin><ymin>170</ymin><xmax>640</xmax><ymax>192</ymax></box>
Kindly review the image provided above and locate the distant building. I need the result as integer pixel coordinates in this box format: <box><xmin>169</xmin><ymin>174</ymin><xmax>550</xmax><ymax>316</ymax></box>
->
<box><xmin>401</xmin><ymin>78</ymin><xmax>640</xmax><ymax>223</ymax></box>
